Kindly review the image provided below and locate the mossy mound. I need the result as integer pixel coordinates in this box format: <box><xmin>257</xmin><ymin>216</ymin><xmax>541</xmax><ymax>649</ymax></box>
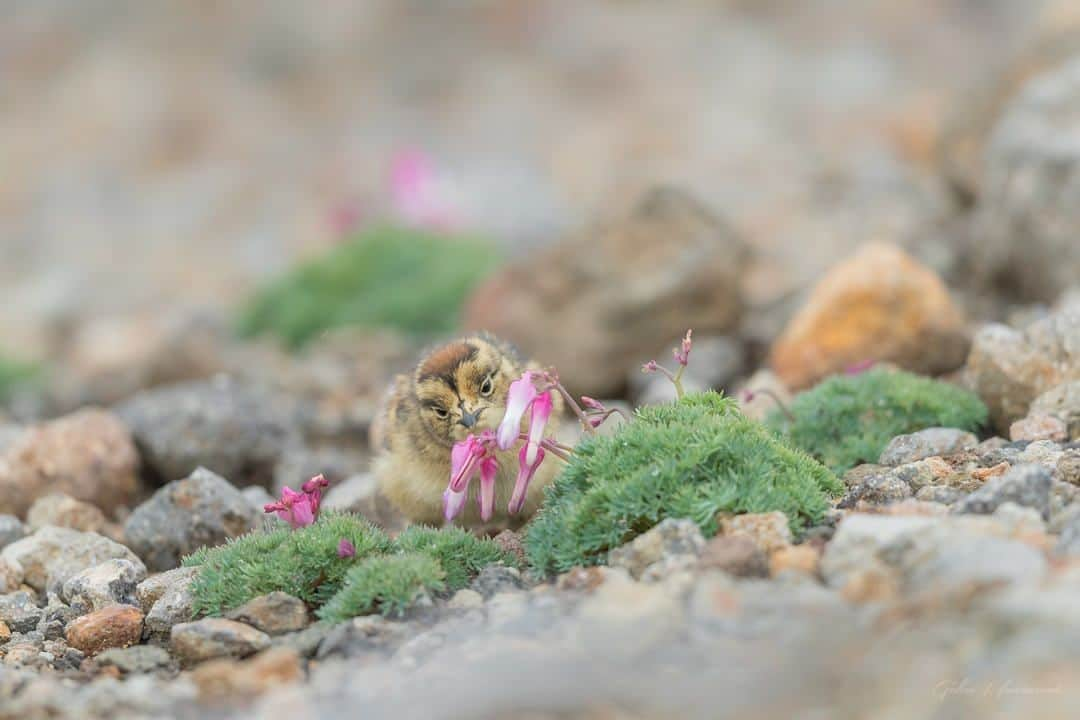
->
<box><xmin>525</xmin><ymin>392</ymin><xmax>842</xmax><ymax>576</ymax></box>
<box><xmin>766</xmin><ymin>368</ymin><xmax>988</xmax><ymax>475</ymax></box>
<box><xmin>0</xmin><ymin>356</ymin><xmax>37</xmax><ymax>404</ymax></box>
<box><xmin>237</xmin><ymin>226</ymin><xmax>499</xmax><ymax>348</ymax></box>
<box><xmin>185</xmin><ymin>514</ymin><xmax>514</xmax><ymax>620</ymax></box>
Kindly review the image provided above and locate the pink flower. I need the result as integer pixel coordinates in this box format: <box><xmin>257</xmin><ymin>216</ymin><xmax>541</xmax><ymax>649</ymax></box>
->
<box><xmin>496</xmin><ymin>371</ymin><xmax>538</xmax><ymax>450</ymax></box>
<box><xmin>478</xmin><ymin>456</ymin><xmax>499</xmax><ymax>522</ymax></box>
<box><xmin>525</xmin><ymin>391</ymin><xmax>553</xmax><ymax>466</ymax></box>
<box><xmin>337</xmin><ymin>538</ymin><xmax>356</xmax><ymax>558</ymax></box>
<box><xmin>449</xmin><ymin>434</ymin><xmax>488</xmax><ymax>492</ymax></box>
<box><xmin>673</xmin><ymin>329</ymin><xmax>693</xmax><ymax>367</ymax></box>
<box><xmin>844</xmin><ymin>359</ymin><xmax>876</xmax><ymax>375</ymax></box>
<box><xmin>509</xmin><ymin>443</ymin><xmax>545</xmax><ymax>515</ymax></box>
<box><xmin>264</xmin><ymin>487</ymin><xmax>317</xmax><ymax>529</ymax></box>
<box><xmin>389</xmin><ymin>148</ymin><xmax>459</xmax><ymax>231</ymax></box>
<box><xmin>580</xmin><ymin>396</ymin><xmax>606</xmax><ymax>412</ymax></box>
<box><xmin>264</xmin><ymin>474</ymin><xmax>330</xmax><ymax>529</ymax></box>
<box><xmin>641</xmin><ymin>360</ymin><xmax>660</xmax><ymax>374</ymax></box>
<box><xmin>740</xmin><ymin>389</ymin><xmax>755</xmax><ymax>403</ymax></box>
<box><xmin>443</xmin><ymin>486</ymin><xmax>468</xmax><ymax>522</ymax></box>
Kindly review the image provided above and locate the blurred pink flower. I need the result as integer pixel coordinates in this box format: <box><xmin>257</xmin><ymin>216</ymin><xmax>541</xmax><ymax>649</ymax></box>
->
<box><xmin>264</xmin><ymin>474</ymin><xmax>330</xmax><ymax>529</ymax></box>
<box><xmin>673</xmin><ymin>329</ymin><xmax>693</xmax><ymax>367</ymax></box>
<box><xmin>389</xmin><ymin>148</ymin><xmax>460</xmax><ymax>231</ymax></box>
<box><xmin>844</xmin><ymin>359</ymin><xmax>876</xmax><ymax>375</ymax></box>
<box><xmin>337</xmin><ymin>538</ymin><xmax>356</xmax><ymax>558</ymax></box>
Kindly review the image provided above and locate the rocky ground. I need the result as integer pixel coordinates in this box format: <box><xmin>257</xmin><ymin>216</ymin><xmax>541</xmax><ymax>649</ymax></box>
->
<box><xmin>3</xmin><ymin>1</ymin><xmax>1080</xmax><ymax>718</ymax></box>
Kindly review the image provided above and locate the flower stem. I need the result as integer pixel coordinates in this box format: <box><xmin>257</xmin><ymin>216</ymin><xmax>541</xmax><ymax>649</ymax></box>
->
<box><xmin>538</xmin><ymin>377</ymin><xmax>598</xmax><ymax>436</ymax></box>
<box><xmin>672</xmin><ymin>365</ymin><xmax>686</xmax><ymax>400</ymax></box>
<box><xmin>745</xmin><ymin>388</ymin><xmax>795</xmax><ymax>423</ymax></box>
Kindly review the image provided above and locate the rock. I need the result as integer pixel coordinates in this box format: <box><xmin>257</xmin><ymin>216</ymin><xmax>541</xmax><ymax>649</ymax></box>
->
<box><xmin>143</xmin><ymin>570</ymin><xmax>197</xmax><ymax>635</ymax></box>
<box><xmin>698</xmin><ymin>535</ymin><xmax>768</xmax><ymax>578</ymax></box>
<box><xmin>190</xmin><ymin>647</ymin><xmax>301</xmax><ymax>700</ymax></box>
<box><xmin>96</xmin><ymin>645</ymin><xmax>173</xmax><ymax>674</ymax></box>
<box><xmin>62</xmin><ymin>559</ymin><xmax>146</xmax><ymax>615</ymax></box>
<box><xmin>225</xmin><ymin>592</ymin><xmax>309</xmax><ymax>636</ymax></box>
<box><xmin>315</xmin><ymin>615</ymin><xmax>413</xmax><ymax>660</ymax></box>
<box><xmin>576</xmin><ymin>569</ymin><xmax>687</xmax><ymax>657</ymax></box>
<box><xmin>1010</xmin><ymin>414</ymin><xmax>1068</xmax><ymax>443</ymax></box>
<box><xmin>0</xmin><ymin>409</ymin><xmax>140</xmax><ymax>517</ymax></box>
<box><xmin>607</xmin><ymin>518</ymin><xmax>706</xmax><ymax>581</ymax></box>
<box><xmin>464</xmin><ymin>187</ymin><xmax>749</xmax><ymax>396</ymax></box>
<box><xmin>469</xmin><ymin>565</ymin><xmax>526</xmax><ymax>599</ymax></box>
<box><xmin>878</xmin><ymin>428</ymin><xmax>979</xmax><ymax>466</ymax></box>
<box><xmin>26</xmin><ymin>493</ymin><xmax>108</xmax><ymax>534</ymax></box>
<box><xmin>915</xmin><ymin>485</ymin><xmax>967</xmax><ymax>505</ymax></box>
<box><xmin>271</xmin><ymin>623</ymin><xmax>332</xmax><ymax>659</ymax></box>
<box><xmin>36</xmin><ymin>594</ymin><xmax>76</xmax><ymax>640</ymax></box>
<box><xmin>447</xmin><ymin>589</ymin><xmax>484</xmax><ymax>611</ymax></box>
<box><xmin>65</xmin><ymin>605</ymin><xmax>144</xmax><ymax>655</ymax></box>
<box><xmin>115</xmin><ymin>377</ymin><xmax>297</xmax><ymax>486</ymax></box>
<box><xmin>123</xmin><ymin>467</ymin><xmax>259</xmax><ymax>572</ymax></box>
<box><xmin>952</xmin><ymin>464</ymin><xmax>1053</xmax><ymax>519</ymax></box>
<box><xmin>1059</xmin><ymin>450</ymin><xmax>1080</xmax><ymax>486</ymax></box>
<box><xmin>735</xmin><ymin>369</ymin><xmax>792</xmax><ymax>422</ymax></box>
<box><xmin>964</xmin><ymin>316</ymin><xmax>1080</xmax><ymax>434</ymax></box>
<box><xmin>492</xmin><ymin>530</ymin><xmax>525</xmax><ymax>566</ymax></box>
<box><xmin>720</xmin><ymin>511</ymin><xmax>792</xmax><ymax>553</ymax></box>
<box><xmin>136</xmin><ymin>566</ymin><xmax>199</xmax><ymax>613</ymax></box>
<box><xmin>0</xmin><ymin>621</ymin><xmax>9</xmax><ymax>643</ymax></box>
<box><xmin>769</xmin><ymin>243</ymin><xmax>968</xmax><ymax>391</ymax></box>
<box><xmin>1057</xmin><ymin>509</ymin><xmax>1080</xmax><ymax>556</ymax></box>
<box><xmin>973</xmin><ymin>58</ymin><xmax>1080</xmax><ymax>302</ymax></box>
<box><xmin>0</xmin><ymin>516</ymin><xmax>25</xmax><ymax>550</ymax></box>
<box><xmin>631</xmin><ymin>335</ymin><xmax>745</xmax><ymax>405</ymax></box>
<box><xmin>838</xmin><ymin>472</ymin><xmax>913</xmax><ymax>509</ymax></box>
<box><xmin>170</xmin><ymin>618</ymin><xmax>271</xmax><ymax>664</ymax></box>
<box><xmin>0</xmin><ymin>526</ymin><xmax>144</xmax><ymax>594</ymax></box>
<box><xmin>240</xmin><ymin>486</ymin><xmax>277</xmax><ymax>516</ymax></box>
<box><xmin>895</xmin><ymin>528</ymin><xmax>1048</xmax><ymax>595</ymax></box>
<box><xmin>769</xmin><ymin>545</ymin><xmax>820</xmax><ymax>578</ymax></box>
<box><xmin>1031</xmin><ymin>380</ymin><xmax>1080</xmax><ymax>440</ymax></box>
<box><xmin>821</xmin><ymin>514</ymin><xmax>939</xmax><ymax>591</ymax></box>
<box><xmin>321</xmin><ymin>472</ymin><xmax>405</xmax><ymax>532</ymax></box>
<box><xmin>0</xmin><ymin>591</ymin><xmax>42</xmax><ymax>633</ymax></box>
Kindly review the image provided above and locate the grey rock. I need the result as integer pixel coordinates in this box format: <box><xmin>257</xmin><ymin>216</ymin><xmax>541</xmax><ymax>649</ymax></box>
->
<box><xmin>838</xmin><ymin>472</ymin><xmax>913</xmax><ymax>508</ymax></box>
<box><xmin>143</xmin><ymin>570</ymin><xmax>197</xmax><ymax>635</ymax></box>
<box><xmin>240</xmin><ymin>485</ymin><xmax>277</xmax><ymax>514</ymax></box>
<box><xmin>225</xmin><ymin>592</ymin><xmax>309</xmax><ymax>636</ymax></box>
<box><xmin>0</xmin><ymin>591</ymin><xmax>42</xmax><ymax>633</ymax></box>
<box><xmin>115</xmin><ymin>376</ymin><xmax>297</xmax><ymax>486</ymax></box>
<box><xmin>315</xmin><ymin>615</ymin><xmax>414</xmax><ymax>660</ymax></box>
<box><xmin>123</xmin><ymin>467</ymin><xmax>259</xmax><ymax>571</ymax></box>
<box><xmin>62</xmin><ymin>559</ymin><xmax>146</xmax><ymax>615</ymax></box>
<box><xmin>0</xmin><ymin>516</ymin><xmax>25</xmax><ymax>550</ymax></box>
<box><xmin>469</xmin><ymin>565</ymin><xmax>526</xmax><ymax>599</ymax></box>
<box><xmin>878</xmin><ymin>428</ymin><xmax>978</xmax><ymax>466</ymax></box>
<box><xmin>271</xmin><ymin>445</ymin><xmax>356</xmax><ymax>497</ymax></box>
<box><xmin>915</xmin><ymin>485</ymin><xmax>967</xmax><ymax>505</ymax></box>
<box><xmin>36</xmin><ymin>594</ymin><xmax>76</xmax><ymax>640</ymax></box>
<box><xmin>952</xmin><ymin>464</ymin><xmax>1052</xmax><ymax>518</ymax></box>
<box><xmin>96</xmin><ymin>644</ymin><xmax>173</xmax><ymax>674</ymax></box>
<box><xmin>821</xmin><ymin>514</ymin><xmax>939</xmax><ymax>589</ymax></box>
<box><xmin>607</xmin><ymin>518</ymin><xmax>706</xmax><ymax>581</ymax></box>
<box><xmin>170</xmin><ymin>618</ymin><xmax>270</xmax><ymax>663</ymax></box>
<box><xmin>698</xmin><ymin>534</ymin><xmax>769</xmax><ymax>578</ymax></box>
<box><xmin>1057</xmin><ymin>449</ymin><xmax>1080</xmax><ymax>486</ymax></box>
<box><xmin>975</xmin><ymin>57</ymin><xmax>1080</xmax><ymax>302</ymax></box>
<box><xmin>272</xmin><ymin>623</ymin><xmax>333</xmax><ymax>658</ymax></box>
<box><xmin>322</xmin><ymin>473</ymin><xmax>405</xmax><ymax>531</ymax></box>
<box><xmin>0</xmin><ymin>526</ymin><xmax>144</xmax><ymax>594</ymax></box>
<box><xmin>136</xmin><ymin>566</ymin><xmax>199</xmax><ymax>613</ymax></box>
<box><xmin>26</xmin><ymin>493</ymin><xmax>108</xmax><ymax>534</ymax></box>
<box><xmin>1031</xmin><ymin>380</ymin><xmax>1080</xmax><ymax>441</ymax></box>
<box><xmin>892</xmin><ymin>530</ymin><xmax>1048</xmax><ymax>594</ymax></box>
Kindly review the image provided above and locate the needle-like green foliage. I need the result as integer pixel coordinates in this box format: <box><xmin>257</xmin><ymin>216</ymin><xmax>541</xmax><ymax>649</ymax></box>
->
<box><xmin>237</xmin><ymin>226</ymin><xmax>499</xmax><ymax>348</ymax></box>
<box><xmin>185</xmin><ymin>513</ymin><xmax>516</xmax><ymax>620</ymax></box>
<box><xmin>317</xmin><ymin>554</ymin><xmax>446</xmax><ymax>621</ymax></box>
<box><xmin>765</xmin><ymin>368</ymin><xmax>988</xmax><ymax>475</ymax></box>
<box><xmin>0</xmin><ymin>355</ymin><xmax>37</xmax><ymax>404</ymax></box>
<box><xmin>525</xmin><ymin>392</ymin><xmax>842</xmax><ymax>575</ymax></box>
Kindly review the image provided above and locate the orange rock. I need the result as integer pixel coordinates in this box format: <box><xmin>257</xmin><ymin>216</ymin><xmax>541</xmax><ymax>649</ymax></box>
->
<box><xmin>769</xmin><ymin>545</ymin><xmax>820</xmax><ymax>578</ymax></box>
<box><xmin>65</xmin><ymin>605</ymin><xmax>144</xmax><ymax>656</ymax></box>
<box><xmin>769</xmin><ymin>243</ymin><xmax>969</xmax><ymax>391</ymax></box>
<box><xmin>190</xmin><ymin>647</ymin><xmax>302</xmax><ymax>700</ymax></box>
<box><xmin>972</xmin><ymin>462</ymin><xmax>1010</xmax><ymax>482</ymax></box>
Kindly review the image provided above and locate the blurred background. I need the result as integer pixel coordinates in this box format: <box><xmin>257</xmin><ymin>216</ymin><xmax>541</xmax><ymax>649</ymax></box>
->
<box><xmin>1</xmin><ymin>0</ymin><xmax>1078</xmax><ymax>421</ymax></box>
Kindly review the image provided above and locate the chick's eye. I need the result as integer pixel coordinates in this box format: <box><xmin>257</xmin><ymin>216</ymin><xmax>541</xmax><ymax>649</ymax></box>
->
<box><xmin>480</xmin><ymin>376</ymin><xmax>494</xmax><ymax>397</ymax></box>
<box><xmin>432</xmin><ymin>407</ymin><xmax>449</xmax><ymax>419</ymax></box>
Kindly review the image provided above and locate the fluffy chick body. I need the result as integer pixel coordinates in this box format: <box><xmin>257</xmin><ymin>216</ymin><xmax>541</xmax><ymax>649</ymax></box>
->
<box><xmin>375</xmin><ymin>333</ymin><xmax>563</xmax><ymax>530</ymax></box>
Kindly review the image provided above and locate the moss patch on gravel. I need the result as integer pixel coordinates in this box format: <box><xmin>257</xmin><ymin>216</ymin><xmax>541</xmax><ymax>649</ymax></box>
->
<box><xmin>185</xmin><ymin>515</ymin><xmax>515</xmax><ymax>620</ymax></box>
<box><xmin>766</xmin><ymin>368</ymin><xmax>988</xmax><ymax>475</ymax></box>
<box><xmin>525</xmin><ymin>391</ymin><xmax>841</xmax><ymax>576</ymax></box>
<box><xmin>237</xmin><ymin>226</ymin><xmax>498</xmax><ymax>348</ymax></box>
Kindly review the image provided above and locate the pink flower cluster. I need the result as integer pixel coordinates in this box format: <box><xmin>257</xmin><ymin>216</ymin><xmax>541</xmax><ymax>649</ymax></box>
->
<box><xmin>264</xmin><ymin>474</ymin><xmax>330</xmax><ymax>529</ymax></box>
<box><xmin>641</xmin><ymin>329</ymin><xmax>694</xmax><ymax>399</ymax></box>
<box><xmin>443</xmin><ymin>371</ymin><xmax>556</xmax><ymax>522</ymax></box>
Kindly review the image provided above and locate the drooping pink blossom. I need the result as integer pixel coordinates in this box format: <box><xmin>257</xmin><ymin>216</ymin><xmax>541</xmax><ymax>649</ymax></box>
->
<box><xmin>496</xmin><ymin>371</ymin><xmax>538</xmax><ymax>450</ymax></box>
<box><xmin>478</xmin><ymin>456</ymin><xmax>499</xmax><ymax>522</ymax></box>
<box><xmin>641</xmin><ymin>360</ymin><xmax>660</xmax><ymax>374</ymax></box>
<box><xmin>265</xmin><ymin>487</ymin><xmax>317</xmax><ymax>529</ymax></box>
<box><xmin>525</xmin><ymin>391</ymin><xmax>553</xmax><ymax>466</ymax></box>
<box><xmin>301</xmin><ymin>474</ymin><xmax>330</xmax><ymax>516</ymax></box>
<box><xmin>580</xmin><ymin>396</ymin><xmax>606</xmax><ymax>412</ymax></box>
<box><xmin>509</xmin><ymin>443</ymin><xmax>545</xmax><ymax>515</ymax></box>
<box><xmin>449</xmin><ymin>434</ymin><xmax>488</xmax><ymax>492</ymax></box>
<box><xmin>443</xmin><ymin>486</ymin><xmax>468</xmax><ymax>522</ymax></box>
